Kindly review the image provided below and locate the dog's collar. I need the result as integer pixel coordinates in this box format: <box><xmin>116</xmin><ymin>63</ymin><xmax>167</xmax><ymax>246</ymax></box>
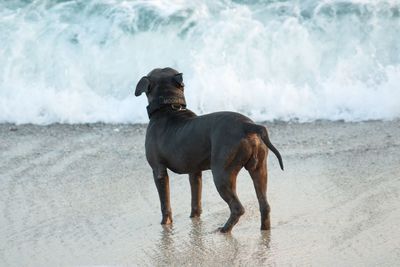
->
<box><xmin>147</xmin><ymin>95</ymin><xmax>187</xmax><ymax>118</ymax></box>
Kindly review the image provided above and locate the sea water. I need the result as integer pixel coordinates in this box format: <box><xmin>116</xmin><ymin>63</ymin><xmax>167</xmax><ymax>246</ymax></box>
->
<box><xmin>0</xmin><ymin>0</ymin><xmax>399</xmax><ymax>124</ymax></box>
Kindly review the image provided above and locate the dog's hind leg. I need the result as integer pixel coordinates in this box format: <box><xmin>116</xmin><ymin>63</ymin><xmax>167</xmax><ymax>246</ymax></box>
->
<box><xmin>212</xmin><ymin>167</ymin><xmax>245</xmax><ymax>233</ymax></box>
<box><xmin>189</xmin><ymin>171</ymin><xmax>202</xmax><ymax>218</ymax></box>
<box><xmin>248</xmin><ymin>151</ymin><xmax>271</xmax><ymax>230</ymax></box>
<box><xmin>153</xmin><ymin>169</ymin><xmax>173</xmax><ymax>224</ymax></box>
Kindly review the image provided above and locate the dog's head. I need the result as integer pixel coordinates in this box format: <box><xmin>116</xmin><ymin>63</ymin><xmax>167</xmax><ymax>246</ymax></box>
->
<box><xmin>135</xmin><ymin>67</ymin><xmax>185</xmax><ymax>105</ymax></box>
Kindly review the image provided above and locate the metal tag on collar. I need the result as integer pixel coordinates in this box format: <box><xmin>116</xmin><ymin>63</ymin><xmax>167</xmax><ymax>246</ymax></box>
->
<box><xmin>171</xmin><ymin>104</ymin><xmax>184</xmax><ymax>111</ymax></box>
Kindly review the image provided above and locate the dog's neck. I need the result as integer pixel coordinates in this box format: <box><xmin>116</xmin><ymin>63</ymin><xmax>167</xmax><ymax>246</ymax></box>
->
<box><xmin>146</xmin><ymin>95</ymin><xmax>187</xmax><ymax>119</ymax></box>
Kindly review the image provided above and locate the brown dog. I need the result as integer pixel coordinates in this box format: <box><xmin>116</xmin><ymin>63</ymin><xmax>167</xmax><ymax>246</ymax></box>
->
<box><xmin>135</xmin><ymin>67</ymin><xmax>283</xmax><ymax>232</ymax></box>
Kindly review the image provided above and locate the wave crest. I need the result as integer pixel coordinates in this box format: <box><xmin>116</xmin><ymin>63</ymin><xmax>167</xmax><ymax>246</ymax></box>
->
<box><xmin>1</xmin><ymin>0</ymin><xmax>399</xmax><ymax>124</ymax></box>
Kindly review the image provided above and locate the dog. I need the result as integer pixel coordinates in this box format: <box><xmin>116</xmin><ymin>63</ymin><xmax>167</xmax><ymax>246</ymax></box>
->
<box><xmin>135</xmin><ymin>67</ymin><xmax>283</xmax><ymax>233</ymax></box>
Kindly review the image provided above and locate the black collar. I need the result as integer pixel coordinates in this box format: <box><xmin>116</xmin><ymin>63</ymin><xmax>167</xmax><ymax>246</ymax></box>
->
<box><xmin>146</xmin><ymin>95</ymin><xmax>187</xmax><ymax>118</ymax></box>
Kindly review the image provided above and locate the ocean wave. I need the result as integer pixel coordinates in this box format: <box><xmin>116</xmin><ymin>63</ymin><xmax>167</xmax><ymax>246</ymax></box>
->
<box><xmin>1</xmin><ymin>0</ymin><xmax>399</xmax><ymax>124</ymax></box>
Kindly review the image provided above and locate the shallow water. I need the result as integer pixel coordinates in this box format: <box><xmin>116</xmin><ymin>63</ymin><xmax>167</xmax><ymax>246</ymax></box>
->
<box><xmin>0</xmin><ymin>121</ymin><xmax>399</xmax><ymax>266</ymax></box>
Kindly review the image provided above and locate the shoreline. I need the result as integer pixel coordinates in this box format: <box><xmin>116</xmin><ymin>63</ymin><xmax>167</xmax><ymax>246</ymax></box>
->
<box><xmin>2</xmin><ymin>117</ymin><xmax>399</xmax><ymax>126</ymax></box>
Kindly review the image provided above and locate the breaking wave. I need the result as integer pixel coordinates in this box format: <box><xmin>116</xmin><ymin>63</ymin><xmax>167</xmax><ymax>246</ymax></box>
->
<box><xmin>1</xmin><ymin>0</ymin><xmax>399</xmax><ymax>124</ymax></box>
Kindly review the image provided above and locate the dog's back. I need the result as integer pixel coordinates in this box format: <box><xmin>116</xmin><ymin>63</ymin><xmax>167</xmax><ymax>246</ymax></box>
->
<box><xmin>146</xmin><ymin>110</ymin><xmax>282</xmax><ymax>173</ymax></box>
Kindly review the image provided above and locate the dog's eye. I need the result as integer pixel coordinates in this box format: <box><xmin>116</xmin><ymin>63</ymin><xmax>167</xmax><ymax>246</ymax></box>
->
<box><xmin>173</xmin><ymin>73</ymin><xmax>184</xmax><ymax>88</ymax></box>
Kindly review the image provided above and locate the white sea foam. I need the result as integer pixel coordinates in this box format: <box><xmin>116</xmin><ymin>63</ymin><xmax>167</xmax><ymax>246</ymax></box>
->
<box><xmin>0</xmin><ymin>0</ymin><xmax>399</xmax><ymax>124</ymax></box>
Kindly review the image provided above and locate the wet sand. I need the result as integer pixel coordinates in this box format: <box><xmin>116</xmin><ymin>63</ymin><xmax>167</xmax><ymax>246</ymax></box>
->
<box><xmin>1</xmin><ymin>120</ymin><xmax>399</xmax><ymax>266</ymax></box>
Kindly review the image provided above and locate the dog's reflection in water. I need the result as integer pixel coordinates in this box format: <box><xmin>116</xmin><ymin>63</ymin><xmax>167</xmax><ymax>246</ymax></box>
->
<box><xmin>154</xmin><ymin>218</ymin><xmax>272</xmax><ymax>265</ymax></box>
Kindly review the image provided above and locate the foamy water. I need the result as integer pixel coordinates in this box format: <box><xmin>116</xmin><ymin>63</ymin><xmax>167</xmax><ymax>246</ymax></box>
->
<box><xmin>1</xmin><ymin>0</ymin><xmax>399</xmax><ymax>124</ymax></box>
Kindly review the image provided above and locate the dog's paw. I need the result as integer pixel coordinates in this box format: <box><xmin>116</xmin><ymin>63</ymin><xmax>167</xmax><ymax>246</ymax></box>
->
<box><xmin>260</xmin><ymin>220</ymin><xmax>271</xmax><ymax>230</ymax></box>
<box><xmin>161</xmin><ymin>216</ymin><xmax>173</xmax><ymax>225</ymax></box>
<box><xmin>190</xmin><ymin>209</ymin><xmax>202</xmax><ymax>218</ymax></box>
<box><xmin>260</xmin><ymin>225</ymin><xmax>271</xmax><ymax>231</ymax></box>
<box><xmin>217</xmin><ymin>226</ymin><xmax>231</xmax><ymax>234</ymax></box>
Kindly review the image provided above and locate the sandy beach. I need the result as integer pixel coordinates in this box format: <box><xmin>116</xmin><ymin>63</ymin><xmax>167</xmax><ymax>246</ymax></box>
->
<box><xmin>0</xmin><ymin>120</ymin><xmax>399</xmax><ymax>266</ymax></box>
<box><xmin>1</xmin><ymin>1</ymin><xmax>400</xmax><ymax>266</ymax></box>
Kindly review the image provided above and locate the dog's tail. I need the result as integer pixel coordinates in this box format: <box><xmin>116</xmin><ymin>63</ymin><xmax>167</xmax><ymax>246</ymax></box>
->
<box><xmin>244</xmin><ymin>123</ymin><xmax>284</xmax><ymax>170</ymax></box>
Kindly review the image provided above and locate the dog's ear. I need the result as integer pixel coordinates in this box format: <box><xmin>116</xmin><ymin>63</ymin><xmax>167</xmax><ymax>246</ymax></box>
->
<box><xmin>173</xmin><ymin>73</ymin><xmax>184</xmax><ymax>87</ymax></box>
<box><xmin>135</xmin><ymin>76</ymin><xmax>150</xmax><ymax>96</ymax></box>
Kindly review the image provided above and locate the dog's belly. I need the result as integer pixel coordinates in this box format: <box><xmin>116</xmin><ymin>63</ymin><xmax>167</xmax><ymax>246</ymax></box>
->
<box><xmin>165</xmin><ymin>152</ymin><xmax>211</xmax><ymax>174</ymax></box>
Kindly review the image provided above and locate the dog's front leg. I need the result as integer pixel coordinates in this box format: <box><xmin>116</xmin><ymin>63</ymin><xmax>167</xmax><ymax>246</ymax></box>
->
<box><xmin>189</xmin><ymin>171</ymin><xmax>202</xmax><ymax>218</ymax></box>
<box><xmin>153</xmin><ymin>169</ymin><xmax>172</xmax><ymax>224</ymax></box>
